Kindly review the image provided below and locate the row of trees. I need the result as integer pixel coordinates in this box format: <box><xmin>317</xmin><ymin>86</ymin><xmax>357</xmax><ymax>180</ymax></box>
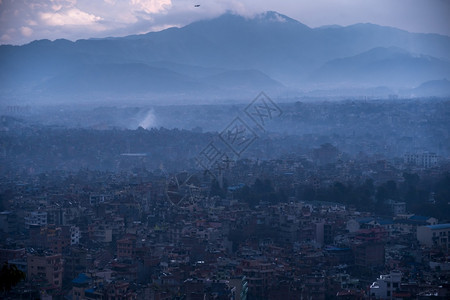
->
<box><xmin>299</xmin><ymin>172</ymin><xmax>449</xmax><ymax>218</ymax></box>
<box><xmin>211</xmin><ymin>178</ymin><xmax>287</xmax><ymax>208</ymax></box>
<box><xmin>212</xmin><ymin>171</ymin><xmax>450</xmax><ymax>219</ymax></box>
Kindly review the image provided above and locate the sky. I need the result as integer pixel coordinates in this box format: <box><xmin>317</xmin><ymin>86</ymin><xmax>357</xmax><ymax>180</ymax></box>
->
<box><xmin>0</xmin><ymin>0</ymin><xmax>449</xmax><ymax>45</ymax></box>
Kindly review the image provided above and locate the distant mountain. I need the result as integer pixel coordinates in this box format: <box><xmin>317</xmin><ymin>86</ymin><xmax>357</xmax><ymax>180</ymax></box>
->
<box><xmin>203</xmin><ymin>69</ymin><xmax>283</xmax><ymax>90</ymax></box>
<box><xmin>35</xmin><ymin>63</ymin><xmax>283</xmax><ymax>103</ymax></box>
<box><xmin>1</xmin><ymin>11</ymin><xmax>449</xmax><ymax>103</ymax></box>
<box><xmin>411</xmin><ymin>79</ymin><xmax>450</xmax><ymax>97</ymax></box>
<box><xmin>41</xmin><ymin>63</ymin><xmax>202</xmax><ymax>95</ymax></box>
<box><xmin>309</xmin><ymin>47</ymin><xmax>450</xmax><ymax>88</ymax></box>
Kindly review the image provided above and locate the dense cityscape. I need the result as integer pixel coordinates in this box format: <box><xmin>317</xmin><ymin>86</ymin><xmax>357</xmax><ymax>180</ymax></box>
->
<box><xmin>1</xmin><ymin>97</ymin><xmax>449</xmax><ymax>299</ymax></box>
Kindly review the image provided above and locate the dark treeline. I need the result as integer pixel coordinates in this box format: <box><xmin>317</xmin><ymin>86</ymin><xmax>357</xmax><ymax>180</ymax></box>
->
<box><xmin>212</xmin><ymin>172</ymin><xmax>450</xmax><ymax>220</ymax></box>
<box><xmin>299</xmin><ymin>172</ymin><xmax>450</xmax><ymax>219</ymax></box>
<box><xmin>210</xmin><ymin>178</ymin><xmax>288</xmax><ymax>207</ymax></box>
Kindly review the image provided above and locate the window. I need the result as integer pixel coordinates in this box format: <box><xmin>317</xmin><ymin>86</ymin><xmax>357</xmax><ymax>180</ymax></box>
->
<box><xmin>393</xmin><ymin>282</ymin><xmax>398</xmax><ymax>288</ymax></box>
<box><xmin>387</xmin><ymin>291</ymin><xmax>391</xmax><ymax>296</ymax></box>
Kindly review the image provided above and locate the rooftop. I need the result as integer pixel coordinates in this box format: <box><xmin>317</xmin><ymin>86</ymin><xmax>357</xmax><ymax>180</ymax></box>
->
<box><xmin>409</xmin><ymin>215</ymin><xmax>432</xmax><ymax>221</ymax></box>
<box><xmin>426</xmin><ymin>224</ymin><xmax>450</xmax><ymax>230</ymax></box>
<box><xmin>72</xmin><ymin>273</ymin><xmax>90</xmax><ymax>285</ymax></box>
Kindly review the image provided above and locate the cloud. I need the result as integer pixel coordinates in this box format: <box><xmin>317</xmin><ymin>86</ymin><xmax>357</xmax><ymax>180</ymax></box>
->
<box><xmin>40</xmin><ymin>8</ymin><xmax>102</xmax><ymax>26</ymax></box>
<box><xmin>131</xmin><ymin>0</ymin><xmax>172</xmax><ymax>14</ymax></box>
<box><xmin>0</xmin><ymin>34</ymin><xmax>11</xmax><ymax>42</ymax></box>
<box><xmin>51</xmin><ymin>4</ymin><xmax>63</xmax><ymax>11</ymax></box>
<box><xmin>26</xmin><ymin>19</ymin><xmax>38</xmax><ymax>26</ymax></box>
<box><xmin>20</xmin><ymin>26</ymin><xmax>33</xmax><ymax>36</ymax></box>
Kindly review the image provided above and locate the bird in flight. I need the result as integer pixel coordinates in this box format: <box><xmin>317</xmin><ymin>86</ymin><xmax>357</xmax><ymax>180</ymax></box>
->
<box><xmin>194</xmin><ymin>4</ymin><xmax>200</xmax><ymax>7</ymax></box>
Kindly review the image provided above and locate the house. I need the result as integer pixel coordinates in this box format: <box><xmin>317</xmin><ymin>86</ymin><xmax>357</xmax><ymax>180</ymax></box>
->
<box><xmin>370</xmin><ymin>271</ymin><xmax>402</xmax><ymax>299</ymax></box>
<box><xmin>417</xmin><ymin>224</ymin><xmax>450</xmax><ymax>248</ymax></box>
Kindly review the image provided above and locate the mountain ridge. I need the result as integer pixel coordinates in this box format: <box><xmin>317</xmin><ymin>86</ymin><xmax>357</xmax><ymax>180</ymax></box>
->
<box><xmin>1</xmin><ymin>11</ymin><xmax>449</xmax><ymax>103</ymax></box>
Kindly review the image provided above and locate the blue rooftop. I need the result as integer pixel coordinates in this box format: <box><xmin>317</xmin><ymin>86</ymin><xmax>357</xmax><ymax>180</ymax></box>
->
<box><xmin>325</xmin><ymin>246</ymin><xmax>350</xmax><ymax>251</ymax></box>
<box><xmin>228</xmin><ymin>183</ymin><xmax>245</xmax><ymax>191</ymax></box>
<box><xmin>72</xmin><ymin>273</ymin><xmax>90</xmax><ymax>285</ymax></box>
<box><xmin>409</xmin><ymin>215</ymin><xmax>432</xmax><ymax>221</ymax></box>
<box><xmin>357</xmin><ymin>218</ymin><xmax>374</xmax><ymax>224</ymax></box>
<box><xmin>377</xmin><ymin>219</ymin><xmax>394</xmax><ymax>225</ymax></box>
<box><xmin>427</xmin><ymin>224</ymin><xmax>450</xmax><ymax>230</ymax></box>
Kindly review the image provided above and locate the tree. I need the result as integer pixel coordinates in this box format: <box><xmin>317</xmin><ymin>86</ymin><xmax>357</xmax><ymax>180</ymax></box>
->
<box><xmin>0</xmin><ymin>263</ymin><xmax>26</xmax><ymax>293</ymax></box>
<box><xmin>403</xmin><ymin>172</ymin><xmax>420</xmax><ymax>187</ymax></box>
<box><xmin>210</xmin><ymin>178</ymin><xmax>227</xmax><ymax>198</ymax></box>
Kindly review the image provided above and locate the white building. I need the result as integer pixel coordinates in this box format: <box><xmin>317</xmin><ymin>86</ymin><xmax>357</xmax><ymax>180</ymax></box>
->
<box><xmin>89</xmin><ymin>194</ymin><xmax>106</xmax><ymax>206</ymax></box>
<box><xmin>404</xmin><ymin>152</ymin><xmax>438</xmax><ymax>168</ymax></box>
<box><xmin>370</xmin><ymin>271</ymin><xmax>402</xmax><ymax>299</ymax></box>
<box><xmin>92</xmin><ymin>226</ymin><xmax>112</xmax><ymax>243</ymax></box>
<box><xmin>346</xmin><ymin>219</ymin><xmax>360</xmax><ymax>233</ymax></box>
<box><xmin>70</xmin><ymin>226</ymin><xmax>81</xmax><ymax>245</ymax></box>
<box><xmin>417</xmin><ymin>224</ymin><xmax>450</xmax><ymax>248</ymax></box>
<box><xmin>24</xmin><ymin>211</ymin><xmax>47</xmax><ymax>227</ymax></box>
<box><xmin>390</xmin><ymin>202</ymin><xmax>406</xmax><ymax>215</ymax></box>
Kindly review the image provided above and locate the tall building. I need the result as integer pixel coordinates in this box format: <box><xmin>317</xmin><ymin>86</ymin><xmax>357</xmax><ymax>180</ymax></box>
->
<box><xmin>70</xmin><ymin>226</ymin><xmax>81</xmax><ymax>245</ymax></box>
<box><xmin>0</xmin><ymin>211</ymin><xmax>18</xmax><ymax>237</ymax></box>
<box><xmin>302</xmin><ymin>273</ymin><xmax>326</xmax><ymax>300</ymax></box>
<box><xmin>353</xmin><ymin>242</ymin><xmax>385</xmax><ymax>268</ymax></box>
<box><xmin>27</xmin><ymin>252</ymin><xmax>64</xmax><ymax>290</ymax></box>
<box><xmin>241</xmin><ymin>260</ymin><xmax>275</xmax><ymax>299</ymax></box>
<box><xmin>352</xmin><ymin>228</ymin><xmax>385</xmax><ymax>268</ymax></box>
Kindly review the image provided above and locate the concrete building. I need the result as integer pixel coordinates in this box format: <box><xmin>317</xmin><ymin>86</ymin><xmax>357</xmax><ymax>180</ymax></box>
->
<box><xmin>404</xmin><ymin>152</ymin><xmax>438</xmax><ymax>168</ymax></box>
<box><xmin>346</xmin><ymin>219</ymin><xmax>360</xmax><ymax>233</ymax></box>
<box><xmin>417</xmin><ymin>224</ymin><xmax>450</xmax><ymax>248</ymax></box>
<box><xmin>71</xmin><ymin>273</ymin><xmax>91</xmax><ymax>300</ymax></box>
<box><xmin>302</xmin><ymin>273</ymin><xmax>326</xmax><ymax>300</ymax></box>
<box><xmin>0</xmin><ymin>211</ymin><xmax>18</xmax><ymax>237</ymax></box>
<box><xmin>353</xmin><ymin>228</ymin><xmax>386</xmax><ymax>268</ymax></box>
<box><xmin>25</xmin><ymin>211</ymin><xmax>47</xmax><ymax>228</ymax></box>
<box><xmin>390</xmin><ymin>202</ymin><xmax>406</xmax><ymax>215</ymax></box>
<box><xmin>117</xmin><ymin>235</ymin><xmax>137</xmax><ymax>259</ymax></box>
<box><xmin>370</xmin><ymin>271</ymin><xmax>402</xmax><ymax>299</ymax></box>
<box><xmin>89</xmin><ymin>224</ymin><xmax>113</xmax><ymax>243</ymax></box>
<box><xmin>241</xmin><ymin>260</ymin><xmax>275</xmax><ymax>299</ymax></box>
<box><xmin>0</xmin><ymin>247</ymin><xmax>25</xmax><ymax>264</ymax></box>
<box><xmin>70</xmin><ymin>225</ymin><xmax>81</xmax><ymax>245</ymax></box>
<box><xmin>27</xmin><ymin>252</ymin><xmax>64</xmax><ymax>289</ymax></box>
<box><xmin>353</xmin><ymin>242</ymin><xmax>385</xmax><ymax>268</ymax></box>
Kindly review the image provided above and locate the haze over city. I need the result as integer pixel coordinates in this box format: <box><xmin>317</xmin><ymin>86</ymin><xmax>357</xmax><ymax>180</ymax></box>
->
<box><xmin>0</xmin><ymin>1</ymin><xmax>449</xmax><ymax>299</ymax></box>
